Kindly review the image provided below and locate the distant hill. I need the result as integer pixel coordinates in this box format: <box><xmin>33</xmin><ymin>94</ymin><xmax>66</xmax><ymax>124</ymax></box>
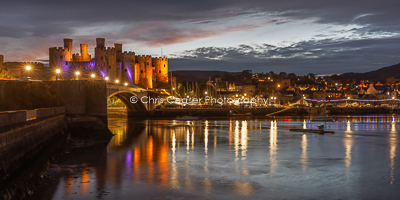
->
<box><xmin>171</xmin><ymin>70</ymin><xmax>241</xmax><ymax>82</ymax></box>
<box><xmin>340</xmin><ymin>63</ymin><xmax>400</xmax><ymax>82</ymax></box>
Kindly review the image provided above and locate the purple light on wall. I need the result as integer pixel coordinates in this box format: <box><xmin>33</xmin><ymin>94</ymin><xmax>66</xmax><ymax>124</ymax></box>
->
<box><xmin>127</xmin><ymin>68</ymin><xmax>133</xmax><ymax>82</ymax></box>
<box><xmin>100</xmin><ymin>70</ymin><xmax>106</xmax><ymax>78</ymax></box>
<box><xmin>62</xmin><ymin>62</ymin><xmax>70</xmax><ymax>78</ymax></box>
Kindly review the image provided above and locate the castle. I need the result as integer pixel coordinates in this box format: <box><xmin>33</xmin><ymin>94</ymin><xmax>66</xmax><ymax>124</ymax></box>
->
<box><xmin>49</xmin><ymin>38</ymin><xmax>168</xmax><ymax>88</ymax></box>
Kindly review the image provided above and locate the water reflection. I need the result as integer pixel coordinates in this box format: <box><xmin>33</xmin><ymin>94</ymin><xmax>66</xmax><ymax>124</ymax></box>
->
<box><xmin>344</xmin><ymin>121</ymin><xmax>354</xmax><ymax>169</ymax></box>
<box><xmin>390</xmin><ymin>120</ymin><xmax>397</xmax><ymax>185</ymax></box>
<box><xmin>270</xmin><ymin>120</ymin><xmax>278</xmax><ymax>173</ymax></box>
<box><xmin>301</xmin><ymin>134</ymin><xmax>308</xmax><ymax>172</ymax></box>
<box><xmin>30</xmin><ymin>117</ymin><xmax>400</xmax><ymax>199</ymax></box>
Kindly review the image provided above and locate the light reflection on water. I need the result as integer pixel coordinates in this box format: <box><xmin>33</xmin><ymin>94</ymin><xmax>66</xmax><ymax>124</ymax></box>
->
<box><xmin>30</xmin><ymin>116</ymin><xmax>400</xmax><ymax>200</ymax></box>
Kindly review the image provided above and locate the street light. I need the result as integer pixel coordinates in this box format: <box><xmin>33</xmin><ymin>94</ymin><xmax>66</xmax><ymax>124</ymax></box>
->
<box><xmin>115</xmin><ymin>79</ymin><xmax>119</xmax><ymax>84</ymax></box>
<box><xmin>278</xmin><ymin>84</ymin><xmax>280</xmax><ymax>87</ymax></box>
<box><xmin>244</xmin><ymin>93</ymin><xmax>247</xmax><ymax>96</ymax></box>
<box><xmin>205</xmin><ymin>91</ymin><xmax>208</xmax><ymax>95</ymax></box>
<box><xmin>124</xmin><ymin>82</ymin><xmax>128</xmax><ymax>86</ymax></box>
<box><xmin>26</xmin><ymin>66</ymin><xmax>31</xmax><ymax>79</ymax></box>
<box><xmin>91</xmin><ymin>73</ymin><xmax>95</xmax><ymax>78</ymax></box>
<box><xmin>75</xmin><ymin>71</ymin><xmax>80</xmax><ymax>76</ymax></box>
<box><xmin>55</xmin><ymin>69</ymin><xmax>61</xmax><ymax>81</ymax></box>
<box><xmin>105</xmin><ymin>76</ymin><xmax>109</xmax><ymax>81</ymax></box>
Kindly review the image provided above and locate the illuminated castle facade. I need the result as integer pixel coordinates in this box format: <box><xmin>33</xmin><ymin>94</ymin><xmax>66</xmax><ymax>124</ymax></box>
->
<box><xmin>49</xmin><ymin>38</ymin><xmax>168</xmax><ymax>88</ymax></box>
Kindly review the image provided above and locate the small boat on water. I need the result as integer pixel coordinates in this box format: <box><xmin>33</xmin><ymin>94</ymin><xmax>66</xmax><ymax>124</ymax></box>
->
<box><xmin>290</xmin><ymin>128</ymin><xmax>334</xmax><ymax>134</ymax></box>
<box><xmin>311</xmin><ymin>116</ymin><xmax>334</xmax><ymax>122</ymax></box>
<box><xmin>176</xmin><ymin>116</ymin><xmax>199</xmax><ymax>120</ymax></box>
<box><xmin>229</xmin><ymin>113</ymin><xmax>252</xmax><ymax>116</ymax></box>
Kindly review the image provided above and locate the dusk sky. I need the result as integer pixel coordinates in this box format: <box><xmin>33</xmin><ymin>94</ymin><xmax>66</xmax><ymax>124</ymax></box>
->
<box><xmin>0</xmin><ymin>0</ymin><xmax>399</xmax><ymax>75</ymax></box>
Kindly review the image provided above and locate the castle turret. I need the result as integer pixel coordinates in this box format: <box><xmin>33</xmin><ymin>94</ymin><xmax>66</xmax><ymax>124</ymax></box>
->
<box><xmin>96</xmin><ymin>38</ymin><xmax>105</xmax><ymax>48</ymax></box>
<box><xmin>63</xmin><ymin>39</ymin><xmax>73</xmax><ymax>61</ymax></box>
<box><xmin>0</xmin><ymin>55</ymin><xmax>4</xmax><ymax>68</ymax></box>
<box><xmin>95</xmin><ymin>38</ymin><xmax>117</xmax><ymax>79</ymax></box>
<box><xmin>80</xmin><ymin>44</ymin><xmax>88</xmax><ymax>56</ymax></box>
<box><xmin>115</xmin><ymin>43</ymin><xmax>122</xmax><ymax>62</ymax></box>
<box><xmin>136</xmin><ymin>55</ymin><xmax>153</xmax><ymax>88</ymax></box>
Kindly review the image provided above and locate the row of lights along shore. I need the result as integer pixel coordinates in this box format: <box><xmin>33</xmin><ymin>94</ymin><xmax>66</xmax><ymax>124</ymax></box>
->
<box><xmin>54</xmin><ymin>69</ymin><xmax>129</xmax><ymax>86</ymax></box>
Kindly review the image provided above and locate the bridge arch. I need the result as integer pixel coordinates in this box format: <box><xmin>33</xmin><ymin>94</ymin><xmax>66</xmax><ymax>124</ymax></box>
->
<box><xmin>108</xmin><ymin>91</ymin><xmax>147</xmax><ymax>112</ymax></box>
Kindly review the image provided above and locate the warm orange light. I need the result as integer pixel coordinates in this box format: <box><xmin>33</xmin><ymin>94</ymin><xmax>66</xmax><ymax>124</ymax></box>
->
<box><xmin>55</xmin><ymin>69</ymin><xmax>61</xmax><ymax>74</ymax></box>
<box><xmin>75</xmin><ymin>71</ymin><xmax>80</xmax><ymax>76</ymax></box>
<box><xmin>124</xmin><ymin>82</ymin><xmax>128</xmax><ymax>86</ymax></box>
<box><xmin>26</xmin><ymin>66</ymin><xmax>31</xmax><ymax>71</ymax></box>
<box><xmin>91</xmin><ymin>73</ymin><xmax>95</xmax><ymax>78</ymax></box>
<box><xmin>115</xmin><ymin>79</ymin><xmax>119</xmax><ymax>83</ymax></box>
<box><xmin>105</xmin><ymin>76</ymin><xmax>109</xmax><ymax>81</ymax></box>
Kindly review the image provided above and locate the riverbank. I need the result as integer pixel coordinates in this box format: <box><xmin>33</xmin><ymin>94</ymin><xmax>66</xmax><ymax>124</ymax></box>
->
<box><xmin>108</xmin><ymin>106</ymin><xmax>391</xmax><ymax>119</ymax></box>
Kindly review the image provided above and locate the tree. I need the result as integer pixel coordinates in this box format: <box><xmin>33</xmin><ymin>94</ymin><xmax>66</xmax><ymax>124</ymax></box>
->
<box><xmin>279</xmin><ymin>72</ymin><xmax>287</xmax><ymax>78</ymax></box>
<box><xmin>287</xmin><ymin>73</ymin><xmax>297</xmax><ymax>80</ymax></box>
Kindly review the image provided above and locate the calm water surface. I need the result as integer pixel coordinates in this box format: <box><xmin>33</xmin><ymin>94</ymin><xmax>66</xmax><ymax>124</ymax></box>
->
<box><xmin>30</xmin><ymin>116</ymin><xmax>400</xmax><ymax>199</ymax></box>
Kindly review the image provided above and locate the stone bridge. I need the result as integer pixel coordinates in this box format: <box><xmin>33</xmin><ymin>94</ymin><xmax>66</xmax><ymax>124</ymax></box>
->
<box><xmin>45</xmin><ymin>80</ymin><xmax>162</xmax><ymax>126</ymax></box>
<box><xmin>106</xmin><ymin>83</ymin><xmax>150</xmax><ymax>112</ymax></box>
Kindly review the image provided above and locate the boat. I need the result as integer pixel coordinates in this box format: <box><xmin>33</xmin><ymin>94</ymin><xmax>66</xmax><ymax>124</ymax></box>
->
<box><xmin>176</xmin><ymin>116</ymin><xmax>199</xmax><ymax>120</ymax></box>
<box><xmin>311</xmin><ymin>116</ymin><xmax>334</xmax><ymax>122</ymax></box>
<box><xmin>229</xmin><ymin>112</ymin><xmax>252</xmax><ymax>116</ymax></box>
<box><xmin>290</xmin><ymin>128</ymin><xmax>334</xmax><ymax>134</ymax></box>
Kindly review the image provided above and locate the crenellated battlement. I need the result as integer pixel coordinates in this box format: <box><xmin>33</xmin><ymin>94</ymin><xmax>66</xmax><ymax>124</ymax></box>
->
<box><xmin>6</xmin><ymin>62</ymin><xmax>43</xmax><ymax>65</ymax></box>
<box><xmin>136</xmin><ymin>55</ymin><xmax>152</xmax><ymax>59</ymax></box>
<box><xmin>122</xmin><ymin>51</ymin><xmax>135</xmax><ymax>56</ymax></box>
<box><xmin>49</xmin><ymin>47</ymin><xmax>65</xmax><ymax>52</ymax></box>
<box><xmin>152</xmin><ymin>57</ymin><xmax>168</xmax><ymax>61</ymax></box>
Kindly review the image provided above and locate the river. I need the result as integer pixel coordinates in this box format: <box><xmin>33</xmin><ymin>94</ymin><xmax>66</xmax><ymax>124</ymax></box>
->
<box><xmin>28</xmin><ymin>116</ymin><xmax>400</xmax><ymax>199</ymax></box>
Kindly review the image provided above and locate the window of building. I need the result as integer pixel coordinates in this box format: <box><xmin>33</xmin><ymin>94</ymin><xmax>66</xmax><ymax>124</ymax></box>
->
<box><xmin>101</xmin><ymin>56</ymin><xmax>103</xmax><ymax>60</ymax></box>
<box><xmin>60</xmin><ymin>56</ymin><xmax>63</xmax><ymax>59</ymax></box>
<box><xmin>109</xmin><ymin>66</ymin><xmax>111</xmax><ymax>69</ymax></box>
<box><xmin>141</xmin><ymin>70</ymin><xmax>143</xmax><ymax>73</ymax></box>
<box><xmin>147</xmin><ymin>62</ymin><xmax>149</xmax><ymax>65</ymax></box>
<box><xmin>65</xmin><ymin>61</ymin><xmax>68</xmax><ymax>65</ymax></box>
<box><xmin>159</xmin><ymin>70</ymin><xmax>161</xmax><ymax>73</ymax></box>
<box><xmin>125</xmin><ymin>69</ymin><xmax>127</xmax><ymax>72</ymax></box>
<box><xmin>164</xmin><ymin>64</ymin><xmax>166</xmax><ymax>67</ymax></box>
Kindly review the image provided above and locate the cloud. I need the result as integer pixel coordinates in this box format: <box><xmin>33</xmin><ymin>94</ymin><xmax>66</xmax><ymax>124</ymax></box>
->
<box><xmin>170</xmin><ymin>36</ymin><xmax>400</xmax><ymax>75</ymax></box>
<box><xmin>0</xmin><ymin>0</ymin><xmax>399</xmax><ymax>73</ymax></box>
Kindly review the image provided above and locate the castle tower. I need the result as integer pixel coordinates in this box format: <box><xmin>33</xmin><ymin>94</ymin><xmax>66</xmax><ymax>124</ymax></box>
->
<box><xmin>0</xmin><ymin>55</ymin><xmax>4</xmax><ymax>68</ymax></box>
<box><xmin>115</xmin><ymin>43</ymin><xmax>122</xmax><ymax>62</ymax></box>
<box><xmin>63</xmin><ymin>39</ymin><xmax>73</xmax><ymax>61</ymax></box>
<box><xmin>121</xmin><ymin>51</ymin><xmax>135</xmax><ymax>84</ymax></box>
<box><xmin>49</xmin><ymin>39</ymin><xmax>74</xmax><ymax>71</ymax></box>
<box><xmin>96</xmin><ymin>38</ymin><xmax>105</xmax><ymax>48</ymax></box>
<box><xmin>157</xmin><ymin>57</ymin><xmax>168</xmax><ymax>84</ymax></box>
<box><xmin>80</xmin><ymin>44</ymin><xmax>88</xmax><ymax>56</ymax></box>
<box><xmin>135</xmin><ymin>55</ymin><xmax>153</xmax><ymax>88</ymax></box>
<box><xmin>95</xmin><ymin>38</ymin><xmax>117</xmax><ymax>79</ymax></box>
